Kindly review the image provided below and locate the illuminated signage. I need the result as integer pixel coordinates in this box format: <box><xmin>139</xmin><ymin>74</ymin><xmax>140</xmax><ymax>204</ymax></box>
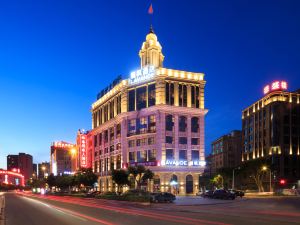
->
<box><xmin>129</xmin><ymin>65</ymin><xmax>156</xmax><ymax>85</ymax></box>
<box><xmin>53</xmin><ymin>142</ymin><xmax>75</xmax><ymax>148</ymax></box>
<box><xmin>161</xmin><ymin>160</ymin><xmax>206</xmax><ymax>167</ymax></box>
<box><xmin>80</xmin><ymin>134</ymin><xmax>87</xmax><ymax>168</ymax></box>
<box><xmin>128</xmin><ymin>161</ymin><xmax>157</xmax><ymax>167</ymax></box>
<box><xmin>263</xmin><ymin>81</ymin><xmax>288</xmax><ymax>95</ymax></box>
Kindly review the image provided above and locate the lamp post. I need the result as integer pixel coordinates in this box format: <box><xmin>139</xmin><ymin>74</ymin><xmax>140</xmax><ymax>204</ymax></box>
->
<box><xmin>41</xmin><ymin>166</ymin><xmax>46</xmax><ymax>178</ymax></box>
<box><xmin>262</xmin><ymin>166</ymin><xmax>272</xmax><ymax>192</ymax></box>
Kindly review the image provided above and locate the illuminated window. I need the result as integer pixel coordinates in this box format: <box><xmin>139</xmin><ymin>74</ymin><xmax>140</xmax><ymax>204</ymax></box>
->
<box><xmin>128</xmin><ymin>119</ymin><xmax>136</xmax><ymax>136</ymax></box>
<box><xmin>148</xmin><ymin>115</ymin><xmax>156</xmax><ymax>132</ymax></box>
<box><xmin>148</xmin><ymin>137</ymin><xmax>155</xmax><ymax>145</ymax></box>
<box><xmin>128</xmin><ymin>140</ymin><xmax>135</xmax><ymax>148</ymax></box>
<box><xmin>138</xmin><ymin>117</ymin><xmax>147</xmax><ymax>134</ymax></box>
<box><xmin>137</xmin><ymin>150</ymin><xmax>147</xmax><ymax>162</ymax></box>
<box><xmin>148</xmin><ymin>149</ymin><xmax>156</xmax><ymax>161</ymax></box>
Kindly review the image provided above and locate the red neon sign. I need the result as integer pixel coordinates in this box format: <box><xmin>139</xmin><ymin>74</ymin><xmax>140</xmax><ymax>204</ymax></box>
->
<box><xmin>80</xmin><ymin>134</ymin><xmax>87</xmax><ymax>168</ymax></box>
<box><xmin>264</xmin><ymin>81</ymin><xmax>288</xmax><ymax>95</ymax></box>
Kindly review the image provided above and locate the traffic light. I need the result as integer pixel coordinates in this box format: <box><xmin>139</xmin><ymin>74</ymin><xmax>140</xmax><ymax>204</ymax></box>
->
<box><xmin>279</xmin><ymin>179</ymin><xmax>286</xmax><ymax>185</ymax></box>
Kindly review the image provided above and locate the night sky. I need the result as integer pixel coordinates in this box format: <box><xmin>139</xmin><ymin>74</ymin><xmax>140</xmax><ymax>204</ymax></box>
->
<box><xmin>0</xmin><ymin>0</ymin><xmax>300</xmax><ymax>168</ymax></box>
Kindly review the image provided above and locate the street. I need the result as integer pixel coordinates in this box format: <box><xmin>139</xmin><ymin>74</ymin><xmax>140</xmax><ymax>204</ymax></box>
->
<box><xmin>3</xmin><ymin>192</ymin><xmax>300</xmax><ymax>225</ymax></box>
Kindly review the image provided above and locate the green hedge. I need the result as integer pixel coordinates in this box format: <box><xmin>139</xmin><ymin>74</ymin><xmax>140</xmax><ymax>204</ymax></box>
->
<box><xmin>96</xmin><ymin>190</ymin><xmax>150</xmax><ymax>202</ymax></box>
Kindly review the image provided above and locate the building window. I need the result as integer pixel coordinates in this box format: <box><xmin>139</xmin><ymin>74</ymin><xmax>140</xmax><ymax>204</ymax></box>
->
<box><xmin>179</xmin><ymin>137</ymin><xmax>187</xmax><ymax>145</ymax></box>
<box><xmin>179</xmin><ymin>150</ymin><xmax>187</xmax><ymax>161</ymax></box>
<box><xmin>116</xmin><ymin>124</ymin><xmax>121</xmax><ymax>138</ymax></box>
<box><xmin>110</xmin><ymin>145</ymin><xmax>114</xmax><ymax>152</ymax></box>
<box><xmin>148</xmin><ymin>149</ymin><xmax>156</xmax><ymax>161</ymax></box>
<box><xmin>110</xmin><ymin>127</ymin><xmax>114</xmax><ymax>141</ymax></box>
<box><xmin>191</xmin><ymin>150</ymin><xmax>199</xmax><ymax>160</ymax></box>
<box><xmin>117</xmin><ymin>95</ymin><xmax>121</xmax><ymax>114</ymax></box>
<box><xmin>128</xmin><ymin>89</ymin><xmax>135</xmax><ymax>111</ymax></box>
<box><xmin>191</xmin><ymin>86</ymin><xmax>200</xmax><ymax>108</ymax></box>
<box><xmin>166</xmin><ymin>149</ymin><xmax>174</xmax><ymax>160</ymax></box>
<box><xmin>109</xmin><ymin>100</ymin><xmax>114</xmax><ymax>119</ymax></box>
<box><xmin>148</xmin><ymin>115</ymin><xmax>156</xmax><ymax>132</ymax></box>
<box><xmin>191</xmin><ymin>138</ymin><xmax>199</xmax><ymax>145</ymax></box>
<box><xmin>128</xmin><ymin>119</ymin><xmax>136</xmax><ymax>136</ymax></box>
<box><xmin>148</xmin><ymin>137</ymin><xmax>155</xmax><ymax>145</ymax></box>
<box><xmin>179</xmin><ymin>116</ymin><xmax>187</xmax><ymax>132</ymax></box>
<box><xmin>136</xmin><ymin>86</ymin><xmax>147</xmax><ymax>110</ymax></box>
<box><xmin>137</xmin><ymin>150</ymin><xmax>147</xmax><ymax>162</ymax></box>
<box><xmin>165</xmin><ymin>136</ymin><xmax>173</xmax><ymax>144</ymax></box>
<box><xmin>165</xmin><ymin>82</ymin><xmax>174</xmax><ymax>105</ymax></box>
<box><xmin>191</xmin><ymin>117</ymin><xmax>199</xmax><ymax>132</ymax></box>
<box><xmin>179</xmin><ymin>84</ymin><xmax>187</xmax><ymax>107</ymax></box>
<box><xmin>129</xmin><ymin>152</ymin><xmax>135</xmax><ymax>162</ymax></box>
<box><xmin>148</xmin><ymin>84</ymin><xmax>156</xmax><ymax>107</ymax></box>
<box><xmin>165</xmin><ymin>115</ymin><xmax>174</xmax><ymax>131</ymax></box>
<box><xmin>104</xmin><ymin>130</ymin><xmax>108</xmax><ymax>143</ymax></box>
<box><xmin>138</xmin><ymin>117</ymin><xmax>147</xmax><ymax>134</ymax></box>
<box><xmin>128</xmin><ymin>140</ymin><xmax>135</xmax><ymax>148</ymax></box>
<box><xmin>116</xmin><ymin>155</ymin><xmax>121</xmax><ymax>169</ymax></box>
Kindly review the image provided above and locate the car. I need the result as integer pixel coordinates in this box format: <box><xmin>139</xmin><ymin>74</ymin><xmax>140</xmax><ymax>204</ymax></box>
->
<box><xmin>201</xmin><ymin>190</ymin><xmax>214</xmax><ymax>198</ymax></box>
<box><xmin>229</xmin><ymin>189</ymin><xmax>245</xmax><ymax>198</ymax></box>
<box><xmin>150</xmin><ymin>192</ymin><xmax>176</xmax><ymax>203</ymax></box>
<box><xmin>196</xmin><ymin>190</ymin><xmax>204</xmax><ymax>196</ymax></box>
<box><xmin>85</xmin><ymin>191</ymin><xmax>101</xmax><ymax>197</ymax></box>
<box><xmin>212</xmin><ymin>189</ymin><xmax>235</xmax><ymax>200</ymax></box>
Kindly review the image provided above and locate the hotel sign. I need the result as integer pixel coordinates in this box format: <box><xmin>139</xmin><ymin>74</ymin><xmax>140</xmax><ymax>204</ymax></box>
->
<box><xmin>161</xmin><ymin>160</ymin><xmax>206</xmax><ymax>167</ymax></box>
<box><xmin>263</xmin><ymin>81</ymin><xmax>288</xmax><ymax>95</ymax></box>
<box><xmin>129</xmin><ymin>65</ymin><xmax>156</xmax><ymax>85</ymax></box>
<box><xmin>80</xmin><ymin>134</ymin><xmax>87</xmax><ymax>168</ymax></box>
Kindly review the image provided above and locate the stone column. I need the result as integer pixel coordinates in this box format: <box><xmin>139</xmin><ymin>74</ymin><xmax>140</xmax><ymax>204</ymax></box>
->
<box><xmin>187</xmin><ymin>85</ymin><xmax>191</xmax><ymax>107</ymax></box>
<box><xmin>155</xmin><ymin>78</ymin><xmax>165</xmax><ymax>105</ymax></box>
<box><xmin>200</xmin><ymin>85</ymin><xmax>205</xmax><ymax>109</ymax></box>
<box><xmin>174</xmin><ymin>82</ymin><xmax>179</xmax><ymax>106</ymax></box>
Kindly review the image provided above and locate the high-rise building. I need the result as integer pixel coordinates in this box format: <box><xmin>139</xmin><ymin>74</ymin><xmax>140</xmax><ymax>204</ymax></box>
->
<box><xmin>210</xmin><ymin>130</ymin><xmax>242</xmax><ymax>174</ymax></box>
<box><xmin>7</xmin><ymin>153</ymin><xmax>33</xmax><ymax>181</ymax></box>
<box><xmin>242</xmin><ymin>81</ymin><xmax>300</xmax><ymax>182</ymax></box>
<box><xmin>50</xmin><ymin>141</ymin><xmax>76</xmax><ymax>176</ymax></box>
<box><xmin>91</xmin><ymin>27</ymin><xmax>207</xmax><ymax>195</ymax></box>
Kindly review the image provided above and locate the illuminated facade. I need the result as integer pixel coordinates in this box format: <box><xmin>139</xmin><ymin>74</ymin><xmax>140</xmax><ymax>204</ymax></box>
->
<box><xmin>50</xmin><ymin>141</ymin><xmax>77</xmax><ymax>176</ymax></box>
<box><xmin>91</xmin><ymin>28</ymin><xmax>207</xmax><ymax>195</ymax></box>
<box><xmin>76</xmin><ymin>129</ymin><xmax>93</xmax><ymax>169</ymax></box>
<box><xmin>0</xmin><ymin>169</ymin><xmax>25</xmax><ymax>186</ymax></box>
<box><xmin>242</xmin><ymin>82</ymin><xmax>300</xmax><ymax>181</ymax></box>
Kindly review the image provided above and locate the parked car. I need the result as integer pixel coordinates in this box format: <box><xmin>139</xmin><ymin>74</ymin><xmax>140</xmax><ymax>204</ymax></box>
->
<box><xmin>150</xmin><ymin>192</ymin><xmax>176</xmax><ymax>203</ymax></box>
<box><xmin>212</xmin><ymin>189</ymin><xmax>235</xmax><ymax>200</ymax></box>
<box><xmin>201</xmin><ymin>190</ymin><xmax>214</xmax><ymax>198</ymax></box>
<box><xmin>229</xmin><ymin>189</ymin><xmax>245</xmax><ymax>198</ymax></box>
<box><xmin>196</xmin><ymin>190</ymin><xmax>204</xmax><ymax>196</ymax></box>
<box><xmin>85</xmin><ymin>191</ymin><xmax>101</xmax><ymax>197</ymax></box>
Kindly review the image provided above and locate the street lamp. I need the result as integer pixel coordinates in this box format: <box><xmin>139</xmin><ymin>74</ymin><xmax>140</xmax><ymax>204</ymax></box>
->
<box><xmin>42</xmin><ymin>166</ymin><xmax>46</xmax><ymax>178</ymax></box>
<box><xmin>262</xmin><ymin>166</ymin><xmax>272</xmax><ymax>192</ymax></box>
<box><xmin>70</xmin><ymin>148</ymin><xmax>76</xmax><ymax>157</ymax></box>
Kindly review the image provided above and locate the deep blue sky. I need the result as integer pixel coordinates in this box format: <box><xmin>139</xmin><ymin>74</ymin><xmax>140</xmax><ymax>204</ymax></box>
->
<box><xmin>0</xmin><ymin>0</ymin><xmax>300</xmax><ymax>168</ymax></box>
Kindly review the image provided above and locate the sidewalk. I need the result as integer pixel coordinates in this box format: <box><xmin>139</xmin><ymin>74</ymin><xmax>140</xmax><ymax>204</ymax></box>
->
<box><xmin>0</xmin><ymin>192</ymin><xmax>5</xmax><ymax>225</ymax></box>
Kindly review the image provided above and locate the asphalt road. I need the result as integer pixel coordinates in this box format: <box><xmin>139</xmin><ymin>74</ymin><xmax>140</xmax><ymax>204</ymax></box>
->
<box><xmin>4</xmin><ymin>192</ymin><xmax>300</xmax><ymax>225</ymax></box>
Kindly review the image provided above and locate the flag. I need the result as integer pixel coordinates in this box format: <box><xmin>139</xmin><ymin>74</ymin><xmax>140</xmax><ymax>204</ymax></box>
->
<box><xmin>148</xmin><ymin>3</ymin><xmax>153</xmax><ymax>14</ymax></box>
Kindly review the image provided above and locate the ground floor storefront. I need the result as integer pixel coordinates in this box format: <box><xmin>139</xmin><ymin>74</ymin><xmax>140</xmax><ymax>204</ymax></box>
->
<box><xmin>98</xmin><ymin>170</ymin><xmax>202</xmax><ymax>195</ymax></box>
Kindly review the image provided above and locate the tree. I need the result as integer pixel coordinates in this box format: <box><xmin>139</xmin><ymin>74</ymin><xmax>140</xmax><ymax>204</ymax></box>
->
<box><xmin>56</xmin><ymin>175</ymin><xmax>74</xmax><ymax>191</ymax></box>
<box><xmin>74</xmin><ymin>168</ymin><xmax>97</xmax><ymax>190</ymax></box>
<box><xmin>112</xmin><ymin>169</ymin><xmax>129</xmax><ymax>192</ymax></box>
<box><xmin>128</xmin><ymin>165</ymin><xmax>154</xmax><ymax>190</ymax></box>
<box><xmin>240</xmin><ymin>158</ymin><xmax>269</xmax><ymax>192</ymax></box>
<box><xmin>210</xmin><ymin>174</ymin><xmax>223</xmax><ymax>189</ymax></box>
<box><xmin>46</xmin><ymin>173</ymin><xmax>56</xmax><ymax>189</ymax></box>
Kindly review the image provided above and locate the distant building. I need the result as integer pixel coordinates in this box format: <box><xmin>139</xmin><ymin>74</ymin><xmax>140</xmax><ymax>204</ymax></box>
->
<box><xmin>38</xmin><ymin>162</ymin><xmax>50</xmax><ymax>179</ymax></box>
<box><xmin>33</xmin><ymin>163</ymin><xmax>38</xmax><ymax>177</ymax></box>
<box><xmin>50</xmin><ymin>141</ymin><xmax>76</xmax><ymax>176</ymax></box>
<box><xmin>7</xmin><ymin>153</ymin><xmax>33</xmax><ymax>181</ymax></box>
<box><xmin>210</xmin><ymin>130</ymin><xmax>242</xmax><ymax>174</ymax></box>
<box><xmin>242</xmin><ymin>81</ymin><xmax>300</xmax><ymax>182</ymax></box>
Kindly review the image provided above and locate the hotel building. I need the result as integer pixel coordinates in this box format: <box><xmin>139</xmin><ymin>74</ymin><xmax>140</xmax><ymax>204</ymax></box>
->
<box><xmin>50</xmin><ymin>141</ymin><xmax>77</xmax><ymax>176</ymax></box>
<box><xmin>242</xmin><ymin>81</ymin><xmax>300</xmax><ymax>182</ymax></box>
<box><xmin>91</xmin><ymin>27</ymin><xmax>207</xmax><ymax>195</ymax></box>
